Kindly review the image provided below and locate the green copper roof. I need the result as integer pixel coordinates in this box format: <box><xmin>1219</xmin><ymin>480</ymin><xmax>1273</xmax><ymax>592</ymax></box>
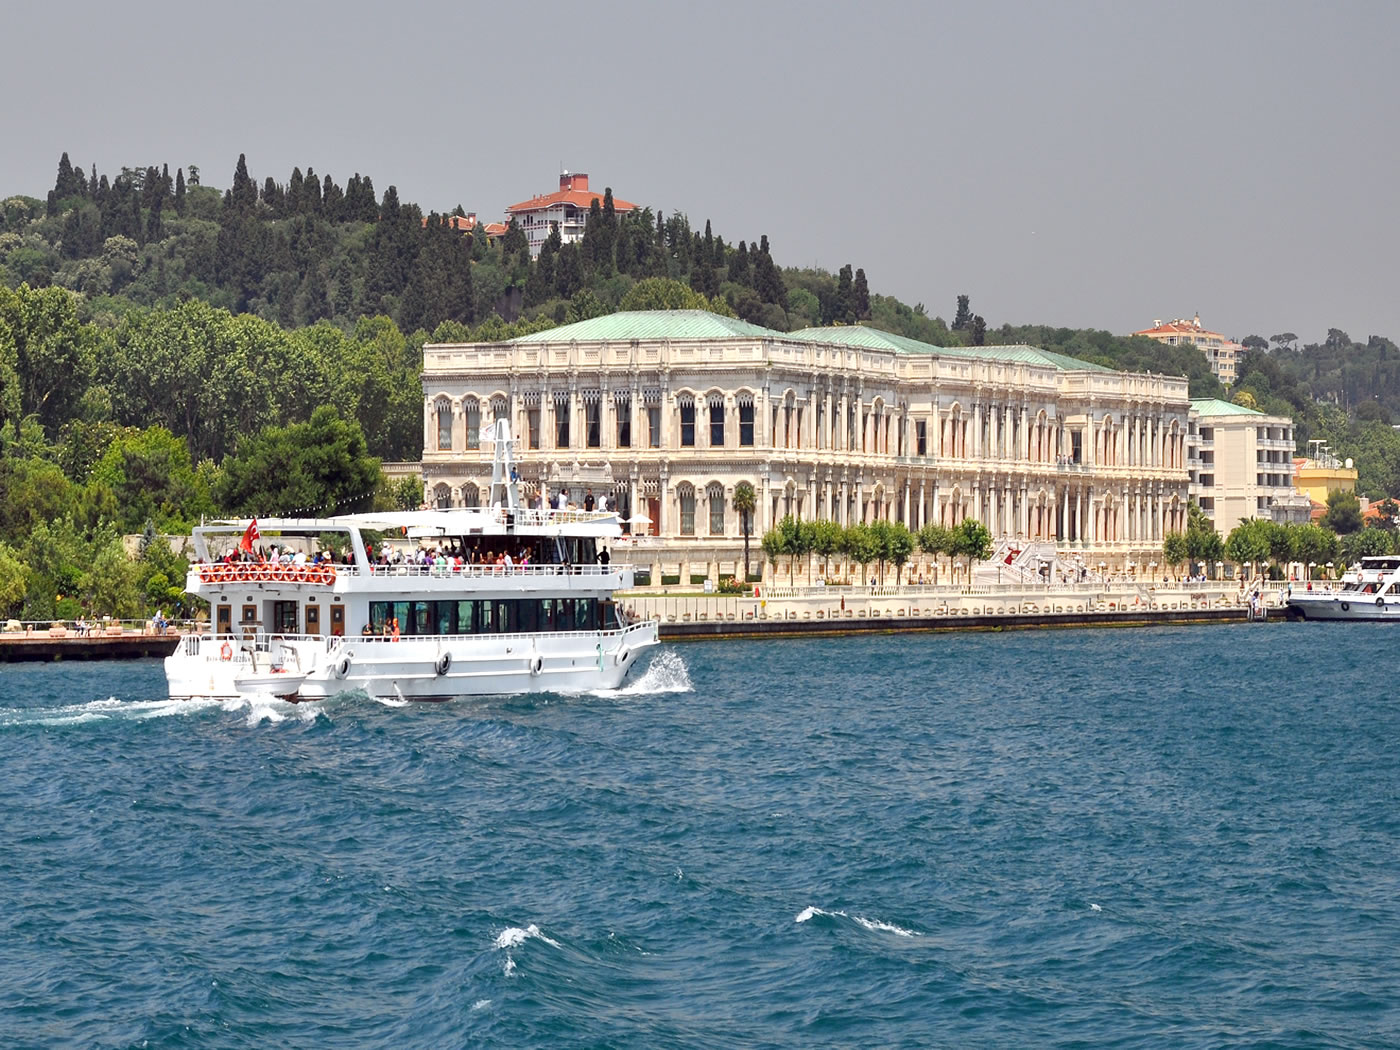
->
<box><xmin>787</xmin><ymin>325</ymin><xmax>1116</xmax><ymax>373</ymax></box>
<box><xmin>1190</xmin><ymin>397</ymin><xmax>1264</xmax><ymax>417</ymax></box>
<box><xmin>509</xmin><ymin>310</ymin><xmax>782</xmax><ymax>344</ymax></box>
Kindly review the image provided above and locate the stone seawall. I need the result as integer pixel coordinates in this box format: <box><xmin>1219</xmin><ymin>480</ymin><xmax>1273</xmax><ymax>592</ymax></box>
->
<box><xmin>658</xmin><ymin>605</ymin><xmax>1249</xmax><ymax>640</ymax></box>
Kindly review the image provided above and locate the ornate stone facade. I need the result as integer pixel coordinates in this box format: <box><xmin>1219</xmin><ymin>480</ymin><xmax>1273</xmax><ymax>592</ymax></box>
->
<box><xmin>421</xmin><ymin>312</ymin><xmax>1192</xmax><ymax>581</ymax></box>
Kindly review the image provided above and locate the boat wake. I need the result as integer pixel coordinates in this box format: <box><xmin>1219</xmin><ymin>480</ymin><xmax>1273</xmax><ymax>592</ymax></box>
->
<box><xmin>591</xmin><ymin>649</ymin><xmax>693</xmax><ymax>697</ymax></box>
<box><xmin>795</xmin><ymin>905</ymin><xmax>920</xmax><ymax>938</ymax></box>
<box><xmin>0</xmin><ymin>695</ymin><xmax>226</xmax><ymax>729</ymax></box>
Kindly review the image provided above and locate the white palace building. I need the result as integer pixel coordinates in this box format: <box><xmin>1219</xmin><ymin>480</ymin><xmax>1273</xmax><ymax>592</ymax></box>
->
<box><xmin>421</xmin><ymin>311</ymin><xmax>1193</xmax><ymax>583</ymax></box>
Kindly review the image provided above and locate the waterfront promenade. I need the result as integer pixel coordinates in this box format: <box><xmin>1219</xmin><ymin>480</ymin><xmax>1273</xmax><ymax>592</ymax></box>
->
<box><xmin>623</xmin><ymin>578</ymin><xmax>1279</xmax><ymax>638</ymax></box>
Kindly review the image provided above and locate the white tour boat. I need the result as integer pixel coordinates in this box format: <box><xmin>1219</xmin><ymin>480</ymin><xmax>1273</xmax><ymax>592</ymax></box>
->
<box><xmin>1286</xmin><ymin>556</ymin><xmax>1400</xmax><ymax>621</ymax></box>
<box><xmin>166</xmin><ymin>422</ymin><xmax>658</xmax><ymax>701</ymax></box>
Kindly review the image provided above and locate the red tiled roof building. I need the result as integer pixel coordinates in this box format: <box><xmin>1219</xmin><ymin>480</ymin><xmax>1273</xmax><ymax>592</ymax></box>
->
<box><xmin>506</xmin><ymin>172</ymin><xmax>635</xmax><ymax>258</ymax></box>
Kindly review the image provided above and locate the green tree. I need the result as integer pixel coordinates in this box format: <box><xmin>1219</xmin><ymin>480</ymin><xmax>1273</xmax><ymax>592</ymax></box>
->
<box><xmin>216</xmin><ymin>405</ymin><xmax>380</xmax><ymax>516</ymax></box>
<box><xmin>1341</xmin><ymin>526</ymin><xmax>1393</xmax><ymax>564</ymax></box>
<box><xmin>1224</xmin><ymin>519</ymin><xmax>1272</xmax><ymax>572</ymax></box>
<box><xmin>951</xmin><ymin>517</ymin><xmax>992</xmax><ymax>576</ymax></box>
<box><xmin>887</xmin><ymin>520</ymin><xmax>915</xmax><ymax>583</ymax></box>
<box><xmin>1320</xmin><ymin>489</ymin><xmax>1363</xmax><ymax>534</ymax></box>
<box><xmin>918</xmin><ymin>522</ymin><xmax>952</xmax><ymax>581</ymax></box>
<box><xmin>810</xmin><ymin>518</ymin><xmax>842</xmax><ymax>581</ymax></box>
<box><xmin>732</xmin><ymin>480</ymin><xmax>756</xmax><ymax>580</ymax></box>
<box><xmin>83</xmin><ymin>537</ymin><xmax>142</xmax><ymax>619</ymax></box>
<box><xmin>1162</xmin><ymin>531</ymin><xmax>1188</xmax><ymax>575</ymax></box>
<box><xmin>952</xmin><ymin>294</ymin><xmax>971</xmax><ymax>331</ymax></box>
<box><xmin>0</xmin><ymin>541</ymin><xmax>28</xmax><ymax>618</ymax></box>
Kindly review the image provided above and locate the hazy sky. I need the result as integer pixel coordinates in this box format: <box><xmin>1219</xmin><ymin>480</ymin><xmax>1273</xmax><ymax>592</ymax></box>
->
<box><xmin>6</xmin><ymin>0</ymin><xmax>1397</xmax><ymax>346</ymax></box>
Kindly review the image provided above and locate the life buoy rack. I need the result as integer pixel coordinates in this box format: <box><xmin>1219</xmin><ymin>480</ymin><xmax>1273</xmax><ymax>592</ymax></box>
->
<box><xmin>435</xmin><ymin>653</ymin><xmax>452</xmax><ymax>676</ymax></box>
<box><xmin>219</xmin><ymin>641</ymin><xmax>233</xmax><ymax>661</ymax></box>
<box><xmin>528</xmin><ymin>653</ymin><xmax>543</xmax><ymax>675</ymax></box>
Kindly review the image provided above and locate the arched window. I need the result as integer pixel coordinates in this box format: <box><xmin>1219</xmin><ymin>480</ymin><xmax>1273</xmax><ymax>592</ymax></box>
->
<box><xmin>708</xmin><ymin>396</ymin><xmax>725</xmax><ymax>447</ymax></box>
<box><xmin>433</xmin><ymin>483</ymin><xmax>452</xmax><ymax>509</ymax></box>
<box><xmin>436</xmin><ymin>399</ymin><xmax>452</xmax><ymax>451</ymax></box>
<box><xmin>465</xmin><ymin>400</ymin><xmax>481</xmax><ymax>450</ymax></box>
<box><xmin>461</xmin><ymin>483</ymin><xmax>480</xmax><ymax>509</ymax></box>
<box><xmin>707</xmin><ymin>482</ymin><xmax>725</xmax><ymax>536</ymax></box>
<box><xmin>678</xmin><ymin>483</ymin><xmax>696</xmax><ymax>536</ymax></box>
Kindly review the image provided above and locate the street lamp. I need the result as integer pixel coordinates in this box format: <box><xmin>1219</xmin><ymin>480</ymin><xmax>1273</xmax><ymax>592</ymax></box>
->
<box><xmin>1308</xmin><ymin>561</ymin><xmax>1317</xmax><ymax>581</ymax></box>
<box><xmin>1326</xmin><ymin>561</ymin><xmax>1334</xmax><ymax>580</ymax></box>
<box><xmin>1244</xmin><ymin>560</ymin><xmax>1252</xmax><ymax>581</ymax></box>
<box><xmin>1215</xmin><ymin>561</ymin><xmax>1223</xmax><ymax>581</ymax></box>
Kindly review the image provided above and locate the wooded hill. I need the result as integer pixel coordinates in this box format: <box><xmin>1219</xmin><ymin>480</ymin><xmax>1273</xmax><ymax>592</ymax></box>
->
<box><xmin>4</xmin><ymin>152</ymin><xmax>1224</xmax><ymax>382</ymax></box>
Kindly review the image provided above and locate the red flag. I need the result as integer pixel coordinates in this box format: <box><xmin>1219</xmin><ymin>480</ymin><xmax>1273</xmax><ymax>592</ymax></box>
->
<box><xmin>240</xmin><ymin>518</ymin><xmax>261</xmax><ymax>555</ymax></box>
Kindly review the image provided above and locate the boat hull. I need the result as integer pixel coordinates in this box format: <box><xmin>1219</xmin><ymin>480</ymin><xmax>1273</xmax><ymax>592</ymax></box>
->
<box><xmin>1286</xmin><ymin>595</ymin><xmax>1400</xmax><ymax>621</ymax></box>
<box><xmin>165</xmin><ymin>622</ymin><xmax>660</xmax><ymax>701</ymax></box>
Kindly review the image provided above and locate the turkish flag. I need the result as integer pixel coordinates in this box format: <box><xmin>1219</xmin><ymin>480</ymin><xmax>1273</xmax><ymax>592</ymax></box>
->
<box><xmin>240</xmin><ymin>518</ymin><xmax>261</xmax><ymax>556</ymax></box>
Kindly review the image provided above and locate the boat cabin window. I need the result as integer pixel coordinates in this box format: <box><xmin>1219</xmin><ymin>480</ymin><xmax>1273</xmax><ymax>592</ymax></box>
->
<box><xmin>366</xmin><ymin>598</ymin><xmax>611</xmax><ymax>637</ymax></box>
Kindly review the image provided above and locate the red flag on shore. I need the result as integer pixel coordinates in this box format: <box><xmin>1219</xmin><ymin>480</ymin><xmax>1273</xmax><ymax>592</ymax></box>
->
<box><xmin>240</xmin><ymin>518</ymin><xmax>261</xmax><ymax>556</ymax></box>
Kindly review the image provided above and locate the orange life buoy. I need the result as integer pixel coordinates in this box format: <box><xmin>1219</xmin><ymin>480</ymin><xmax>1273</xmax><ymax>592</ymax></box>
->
<box><xmin>322</xmin><ymin>564</ymin><xmax>337</xmax><ymax>584</ymax></box>
<box><xmin>220</xmin><ymin>641</ymin><xmax>232</xmax><ymax>661</ymax></box>
<box><xmin>295</xmin><ymin>569</ymin><xmax>308</xmax><ymax>584</ymax></box>
<box><xmin>199</xmin><ymin>565</ymin><xmax>214</xmax><ymax>583</ymax></box>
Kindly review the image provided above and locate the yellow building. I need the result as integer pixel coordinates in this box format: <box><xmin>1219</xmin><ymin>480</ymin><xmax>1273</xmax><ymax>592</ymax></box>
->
<box><xmin>1293</xmin><ymin>446</ymin><xmax>1358</xmax><ymax>507</ymax></box>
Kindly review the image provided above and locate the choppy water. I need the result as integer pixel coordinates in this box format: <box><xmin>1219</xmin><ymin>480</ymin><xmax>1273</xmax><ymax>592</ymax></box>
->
<box><xmin>2</xmin><ymin>623</ymin><xmax>1399</xmax><ymax>1048</ymax></box>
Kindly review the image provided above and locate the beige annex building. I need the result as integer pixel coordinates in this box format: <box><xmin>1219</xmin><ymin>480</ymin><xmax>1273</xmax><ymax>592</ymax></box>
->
<box><xmin>421</xmin><ymin>311</ymin><xmax>1193</xmax><ymax>582</ymax></box>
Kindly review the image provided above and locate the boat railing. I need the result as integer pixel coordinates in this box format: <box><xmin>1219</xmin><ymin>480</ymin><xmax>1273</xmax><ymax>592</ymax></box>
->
<box><xmin>358</xmin><ymin>563</ymin><xmax>619</xmax><ymax>579</ymax></box>
<box><xmin>192</xmin><ymin>562</ymin><xmax>621</xmax><ymax>582</ymax></box>
<box><xmin>326</xmin><ymin>621</ymin><xmax>655</xmax><ymax>650</ymax></box>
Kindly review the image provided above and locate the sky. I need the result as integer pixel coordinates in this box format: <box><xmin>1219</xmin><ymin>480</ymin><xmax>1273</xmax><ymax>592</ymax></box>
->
<box><xmin>5</xmin><ymin>0</ymin><xmax>1398</xmax><ymax>346</ymax></box>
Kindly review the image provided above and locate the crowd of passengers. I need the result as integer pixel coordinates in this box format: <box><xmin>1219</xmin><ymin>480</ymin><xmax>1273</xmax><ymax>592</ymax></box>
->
<box><xmin>363</xmin><ymin>541</ymin><xmax>611</xmax><ymax>572</ymax></box>
<box><xmin>204</xmin><ymin>538</ymin><xmax>610</xmax><ymax>572</ymax></box>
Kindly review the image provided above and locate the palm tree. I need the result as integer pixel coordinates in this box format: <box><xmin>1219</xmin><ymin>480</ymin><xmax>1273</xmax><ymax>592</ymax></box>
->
<box><xmin>733</xmin><ymin>481</ymin><xmax>756</xmax><ymax>582</ymax></box>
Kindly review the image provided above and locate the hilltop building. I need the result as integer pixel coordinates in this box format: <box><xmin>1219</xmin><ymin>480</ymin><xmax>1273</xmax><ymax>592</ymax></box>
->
<box><xmin>421</xmin><ymin>311</ymin><xmax>1193</xmax><ymax>583</ymax></box>
<box><xmin>1186</xmin><ymin>399</ymin><xmax>1297</xmax><ymax>536</ymax></box>
<box><xmin>1136</xmin><ymin>316</ymin><xmax>1243</xmax><ymax>385</ymax></box>
<box><xmin>506</xmin><ymin>172</ymin><xmax>636</xmax><ymax>258</ymax></box>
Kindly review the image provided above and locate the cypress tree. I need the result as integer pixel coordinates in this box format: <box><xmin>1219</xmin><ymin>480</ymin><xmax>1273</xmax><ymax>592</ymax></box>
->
<box><xmin>554</xmin><ymin>242</ymin><xmax>583</xmax><ymax>298</ymax></box>
<box><xmin>323</xmin><ymin>174</ymin><xmax>343</xmax><ymax>220</ymax></box>
<box><xmin>853</xmin><ymin>267</ymin><xmax>871</xmax><ymax>320</ymax></box>
<box><xmin>288</xmin><ymin>167</ymin><xmax>305</xmax><ymax>212</ymax></box>
<box><xmin>304</xmin><ymin>167</ymin><xmax>321</xmax><ymax>213</ymax></box>
<box><xmin>230</xmin><ymin>153</ymin><xmax>257</xmax><ymax>213</ymax></box>
<box><xmin>953</xmin><ymin>294</ymin><xmax>971</xmax><ymax>330</ymax></box>
<box><xmin>358</xmin><ymin>175</ymin><xmax>377</xmax><ymax>221</ymax></box>
<box><xmin>173</xmin><ymin>168</ymin><xmax>185</xmax><ymax>214</ymax></box>
<box><xmin>89</xmin><ymin>164</ymin><xmax>99</xmax><ymax>198</ymax></box>
<box><xmin>835</xmin><ymin>264</ymin><xmax>854</xmax><ymax>323</ymax></box>
<box><xmin>54</xmin><ymin>152</ymin><xmax>74</xmax><ymax>200</ymax></box>
<box><xmin>728</xmin><ymin>240</ymin><xmax>751</xmax><ymax>286</ymax></box>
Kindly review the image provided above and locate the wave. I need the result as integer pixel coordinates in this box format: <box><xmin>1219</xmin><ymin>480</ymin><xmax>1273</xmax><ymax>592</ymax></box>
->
<box><xmin>492</xmin><ymin>923</ymin><xmax>562</xmax><ymax>978</ymax></box>
<box><xmin>591</xmin><ymin>649</ymin><xmax>693</xmax><ymax>697</ymax></box>
<box><xmin>795</xmin><ymin>905</ymin><xmax>920</xmax><ymax>938</ymax></box>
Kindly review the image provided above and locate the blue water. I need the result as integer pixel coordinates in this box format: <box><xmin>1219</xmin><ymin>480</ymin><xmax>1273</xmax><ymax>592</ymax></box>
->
<box><xmin>2</xmin><ymin>624</ymin><xmax>1398</xmax><ymax>1048</ymax></box>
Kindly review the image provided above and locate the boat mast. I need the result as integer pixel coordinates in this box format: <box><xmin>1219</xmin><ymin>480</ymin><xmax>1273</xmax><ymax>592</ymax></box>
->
<box><xmin>486</xmin><ymin>418</ymin><xmax>522</xmax><ymax>511</ymax></box>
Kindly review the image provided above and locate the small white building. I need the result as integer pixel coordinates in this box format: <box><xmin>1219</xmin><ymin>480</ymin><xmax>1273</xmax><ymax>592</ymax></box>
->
<box><xmin>506</xmin><ymin>172</ymin><xmax>636</xmax><ymax>258</ymax></box>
